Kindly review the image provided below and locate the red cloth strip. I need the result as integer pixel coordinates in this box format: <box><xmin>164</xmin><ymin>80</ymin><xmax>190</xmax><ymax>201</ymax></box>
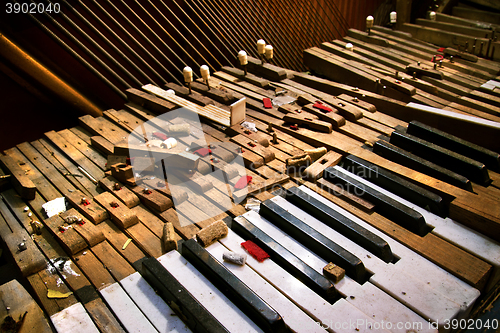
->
<box><xmin>241</xmin><ymin>240</ymin><xmax>270</xmax><ymax>262</ymax></box>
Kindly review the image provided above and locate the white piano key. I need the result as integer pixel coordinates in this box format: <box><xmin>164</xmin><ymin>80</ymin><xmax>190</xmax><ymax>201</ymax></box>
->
<box><xmin>100</xmin><ymin>282</ymin><xmax>158</xmax><ymax>333</ymax></box>
<box><xmin>242</xmin><ymin>211</ymin><xmax>436</xmax><ymax>333</ymax></box>
<box><xmin>299</xmin><ymin>185</ymin><xmax>480</xmax><ymax>315</ymax></box>
<box><xmin>157</xmin><ymin>250</ymin><xmax>263</xmax><ymax>333</ymax></box>
<box><xmin>204</xmin><ymin>236</ymin><xmax>325</xmax><ymax>333</ymax></box>
<box><xmin>119</xmin><ymin>272</ymin><xmax>192</xmax><ymax>333</ymax></box>
<box><xmin>51</xmin><ymin>302</ymin><xmax>100</xmax><ymax>333</ymax></box>
<box><xmin>330</xmin><ymin>165</ymin><xmax>500</xmax><ymax>290</ymax></box>
<box><xmin>219</xmin><ymin>226</ymin><xmax>389</xmax><ymax>333</ymax></box>
<box><xmin>271</xmin><ymin>195</ymin><xmax>462</xmax><ymax>325</ymax></box>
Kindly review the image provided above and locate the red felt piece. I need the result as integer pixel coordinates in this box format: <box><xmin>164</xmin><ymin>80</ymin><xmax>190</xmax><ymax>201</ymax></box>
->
<box><xmin>290</xmin><ymin>125</ymin><xmax>299</xmax><ymax>130</ymax></box>
<box><xmin>194</xmin><ymin>147</ymin><xmax>212</xmax><ymax>157</ymax></box>
<box><xmin>152</xmin><ymin>132</ymin><xmax>168</xmax><ymax>141</ymax></box>
<box><xmin>313</xmin><ymin>102</ymin><xmax>332</xmax><ymax>113</ymax></box>
<box><xmin>263</xmin><ymin>98</ymin><xmax>272</xmax><ymax>109</ymax></box>
<box><xmin>241</xmin><ymin>240</ymin><xmax>270</xmax><ymax>262</ymax></box>
<box><xmin>431</xmin><ymin>54</ymin><xmax>444</xmax><ymax>62</ymax></box>
<box><xmin>437</xmin><ymin>47</ymin><xmax>445</xmax><ymax>52</ymax></box>
<box><xmin>234</xmin><ymin>176</ymin><xmax>252</xmax><ymax>190</ymax></box>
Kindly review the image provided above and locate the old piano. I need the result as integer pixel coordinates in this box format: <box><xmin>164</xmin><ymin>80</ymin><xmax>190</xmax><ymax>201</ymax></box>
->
<box><xmin>1</xmin><ymin>1</ymin><xmax>500</xmax><ymax>332</ymax></box>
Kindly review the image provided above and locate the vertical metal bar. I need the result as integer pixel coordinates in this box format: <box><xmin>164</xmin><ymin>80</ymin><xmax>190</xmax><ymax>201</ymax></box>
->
<box><xmin>51</xmin><ymin>0</ymin><xmax>144</xmax><ymax>87</ymax></box>
<box><xmin>90</xmin><ymin>0</ymin><xmax>180</xmax><ymax>84</ymax></box>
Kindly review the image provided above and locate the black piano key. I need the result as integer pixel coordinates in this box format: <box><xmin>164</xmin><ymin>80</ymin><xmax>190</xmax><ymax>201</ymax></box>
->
<box><xmin>259</xmin><ymin>199</ymin><xmax>367</xmax><ymax>283</ymax></box>
<box><xmin>343</xmin><ymin>155</ymin><xmax>447</xmax><ymax>217</ymax></box>
<box><xmin>390</xmin><ymin>130</ymin><xmax>491</xmax><ymax>186</ymax></box>
<box><xmin>181</xmin><ymin>239</ymin><xmax>287</xmax><ymax>333</ymax></box>
<box><xmin>323</xmin><ymin>167</ymin><xmax>429</xmax><ymax>237</ymax></box>
<box><xmin>373</xmin><ymin>140</ymin><xmax>473</xmax><ymax>191</ymax></box>
<box><xmin>284</xmin><ymin>186</ymin><xmax>394</xmax><ymax>263</ymax></box>
<box><xmin>231</xmin><ymin>216</ymin><xmax>337</xmax><ymax>302</ymax></box>
<box><xmin>406</xmin><ymin>121</ymin><xmax>500</xmax><ymax>172</ymax></box>
<box><xmin>142</xmin><ymin>257</ymin><xmax>229</xmax><ymax>333</ymax></box>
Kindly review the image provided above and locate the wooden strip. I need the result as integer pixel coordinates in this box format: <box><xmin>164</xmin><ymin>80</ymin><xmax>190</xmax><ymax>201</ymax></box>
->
<box><xmin>230</xmin><ymin>134</ymin><xmax>275</xmax><ymax>163</ymax></box>
<box><xmin>32</xmin><ymin>140</ymin><xmax>95</xmax><ymax>198</ymax></box>
<box><xmin>45</xmin><ymin>130</ymin><xmax>105</xmax><ymax>182</ymax></box>
<box><xmin>79</xmin><ymin>115</ymin><xmax>128</xmax><ymax>145</ymax></box>
<box><xmin>303</xmin><ymin>151</ymin><xmax>343</xmax><ymax>181</ymax></box>
<box><xmin>60</xmin><ymin>209</ymin><xmax>105</xmax><ymax>247</ymax></box>
<box><xmin>125</xmin><ymin>87</ymin><xmax>177</xmax><ymax>114</ymax></box>
<box><xmin>4</xmin><ymin>147</ymin><xmax>61</xmax><ymax>201</ymax></box>
<box><xmin>129</xmin><ymin>186</ymin><xmax>173</xmax><ymax>213</ymax></box>
<box><xmin>316</xmin><ymin>178</ymin><xmax>376</xmax><ymax>211</ymax></box>
<box><xmin>221</xmin><ymin>66</ymin><xmax>270</xmax><ymax>88</ymax></box>
<box><xmin>91</xmin><ymin>241</ymin><xmax>136</xmax><ymax>282</ymax></box>
<box><xmin>90</xmin><ymin>136</ymin><xmax>114</xmax><ymax>156</ymax></box>
<box><xmin>0</xmin><ymin>280</ymin><xmax>53</xmax><ymax>333</ymax></box>
<box><xmin>0</xmin><ymin>154</ymin><xmax>36</xmax><ymax>200</ymax></box>
<box><xmin>93</xmin><ymin>192</ymin><xmax>139</xmax><ymax>229</ymax></box>
<box><xmin>58</xmin><ymin>129</ymin><xmax>107</xmax><ymax>171</ymax></box>
<box><xmin>44</xmin><ymin>214</ymin><xmax>88</xmax><ymax>255</ymax></box>
<box><xmin>97</xmin><ymin>220</ymin><xmax>146</xmax><ymax>267</ymax></box>
<box><xmin>99</xmin><ymin>176</ymin><xmax>140</xmax><ymax>208</ymax></box>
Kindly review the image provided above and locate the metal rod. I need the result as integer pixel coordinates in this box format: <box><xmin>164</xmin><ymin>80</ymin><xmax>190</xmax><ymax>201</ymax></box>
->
<box><xmin>52</xmin><ymin>0</ymin><xmax>143</xmax><ymax>87</ymax></box>
<box><xmin>73</xmin><ymin>0</ymin><xmax>165</xmax><ymax>84</ymax></box>
<box><xmin>90</xmin><ymin>0</ymin><xmax>179</xmax><ymax>85</ymax></box>
<box><xmin>118</xmin><ymin>0</ymin><xmax>195</xmax><ymax>76</ymax></box>
<box><xmin>104</xmin><ymin>0</ymin><xmax>184</xmax><ymax>81</ymax></box>
<box><xmin>159</xmin><ymin>0</ymin><xmax>232</xmax><ymax>67</ymax></box>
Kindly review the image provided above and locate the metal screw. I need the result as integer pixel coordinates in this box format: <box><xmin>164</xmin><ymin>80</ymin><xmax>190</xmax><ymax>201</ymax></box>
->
<box><xmin>354</xmin><ymin>97</ymin><xmax>359</xmax><ymax>102</ymax></box>
<box><xmin>439</xmin><ymin>60</ymin><xmax>443</xmax><ymax>68</ymax></box>
<box><xmin>434</xmin><ymin>63</ymin><xmax>437</xmax><ymax>70</ymax></box>
<box><xmin>450</xmin><ymin>56</ymin><xmax>454</xmax><ymax>63</ymax></box>
<box><xmin>18</xmin><ymin>242</ymin><xmax>27</xmax><ymax>251</ymax></box>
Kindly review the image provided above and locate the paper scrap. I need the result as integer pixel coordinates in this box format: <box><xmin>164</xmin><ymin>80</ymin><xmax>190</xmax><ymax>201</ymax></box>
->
<box><xmin>122</xmin><ymin>238</ymin><xmax>132</xmax><ymax>250</ymax></box>
<box><xmin>47</xmin><ymin>289</ymin><xmax>73</xmax><ymax>299</ymax></box>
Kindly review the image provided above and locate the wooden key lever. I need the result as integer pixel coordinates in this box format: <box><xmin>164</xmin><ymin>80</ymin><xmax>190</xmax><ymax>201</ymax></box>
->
<box><xmin>406</xmin><ymin>63</ymin><xmax>444</xmax><ymax>80</ymax></box>
<box><xmin>283</xmin><ymin>113</ymin><xmax>333</xmax><ymax>133</ymax></box>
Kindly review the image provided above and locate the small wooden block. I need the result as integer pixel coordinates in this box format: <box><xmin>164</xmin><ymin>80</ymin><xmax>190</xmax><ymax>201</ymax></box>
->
<box><xmin>125</xmin><ymin>87</ymin><xmax>177</xmax><ymax>114</ymax></box>
<box><xmin>337</xmin><ymin>94</ymin><xmax>377</xmax><ymax>113</ymax></box>
<box><xmin>381</xmin><ymin>76</ymin><xmax>417</xmax><ymax>96</ymax></box>
<box><xmin>110</xmin><ymin>163</ymin><xmax>136</xmax><ymax>186</ymax></box>
<box><xmin>0</xmin><ymin>280</ymin><xmax>53</xmax><ymax>333</ymax></box>
<box><xmin>231</xmin><ymin>134</ymin><xmax>275</xmax><ymax>163</ymax></box>
<box><xmin>162</xmin><ymin>222</ymin><xmax>178</xmax><ymax>253</ymax></box>
<box><xmin>303</xmin><ymin>151</ymin><xmax>343</xmax><ymax>182</ymax></box>
<box><xmin>330</xmin><ymin>100</ymin><xmax>364</xmax><ymax>121</ymax></box>
<box><xmin>406</xmin><ymin>64</ymin><xmax>444</xmax><ymax>80</ymax></box>
<box><xmin>191</xmin><ymin>81</ymin><xmax>236</xmax><ymax>104</ymax></box>
<box><xmin>106</xmin><ymin>155</ymin><xmax>127</xmax><ymax>171</ymax></box>
<box><xmin>130</xmin><ymin>186</ymin><xmax>173</xmax><ymax>213</ymax></box>
<box><xmin>0</xmin><ymin>155</ymin><xmax>36</xmax><ymax>200</ymax></box>
<box><xmin>221</xmin><ymin>66</ymin><xmax>270</xmax><ymax>88</ymax></box>
<box><xmin>283</xmin><ymin>114</ymin><xmax>333</xmax><ymax>133</ymax></box>
<box><xmin>44</xmin><ymin>214</ymin><xmax>88</xmax><ymax>255</ymax></box>
<box><xmin>66</xmin><ymin>191</ymin><xmax>109</xmax><ymax>224</ymax></box>
<box><xmin>99</xmin><ymin>176</ymin><xmax>140</xmax><ymax>208</ymax></box>
<box><xmin>59</xmin><ymin>209</ymin><xmax>105</xmax><ymax>246</ymax></box>
<box><xmin>196</xmin><ymin>220</ymin><xmax>228</xmax><ymax>247</ymax></box>
<box><xmin>301</xmin><ymin>104</ymin><xmax>346</xmax><ymax>128</ymax></box>
<box><xmin>323</xmin><ymin>262</ymin><xmax>345</xmax><ymax>283</ymax></box>
<box><xmin>227</xmin><ymin>124</ymin><xmax>270</xmax><ymax>147</ymax></box>
<box><xmin>93</xmin><ymin>192</ymin><xmax>139</xmax><ymax>229</ymax></box>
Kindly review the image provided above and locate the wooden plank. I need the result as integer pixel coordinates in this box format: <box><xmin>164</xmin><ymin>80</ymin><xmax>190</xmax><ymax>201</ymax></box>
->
<box><xmin>246</xmin><ymin>55</ymin><xmax>287</xmax><ymax>81</ymax></box>
<box><xmin>303</xmin><ymin>151</ymin><xmax>343</xmax><ymax>181</ymax></box>
<box><xmin>91</xmin><ymin>241</ymin><xmax>136</xmax><ymax>282</ymax></box>
<box><xmin>90</xmin><ymin>136</ymin><xmax>114</xmax><ymax>156</ymax></box>
<box><xmin>58</xmin><ymin>129</ymin><xmax>107</xmax><ymax>171</ymax></box>
<box><xmin>66</xmin><ymin>190</ymin><xmax>109</xmax><ymax>224</ymax></box>
<box><xmin>44</xmin><ymin>214</ymin><xmax>88</xmax><ymax>255</ymax></box>
<box><xmin>31</xmin><ymin>140</ymin><xmax>95</xmax><ymax>198</ymax></box>
<box><xmin>0</xmin><ymin>199</ymin><xmax>47</xmax><ymax>276</ymax></box>
<box><xmin>129</xmin><ymin>186</ymin><xmax>173</xmax><ymax>213</ymax></box>
<box><xmin>0</xmin><ymin>154</ymin><xmax>36</xmax><ymax>200</ymax></box>
<box><xmin>93</xmin><ymin>192</ymin><xmax>139</xmax><ymax>229</ymax></box>
<box><xmin>99</xmin><ymin>176</ymin><xmax>140</xmax><ymax>208</ymax></box>
<box><xmin>60</xmin><ymin>209</ymin><xmax>105</xmax><ymax>247</ymax></box>
<box><xmin>3</xmin><ymin>147</ymin><xmax>61</xmax><ymax>201</ymax></box>
<box><xmin>125</xmin><ymin>87</ymin><xmax>177</xmax><ymax>114</ymax></box>
<box><xmin>97</xmin><ymin>220</ymin><xmax>146</xmax><ymax>268</ymax></box>
<box><xmin>79</xmin><ymin>115</ymin><xmax>128</xmax><ymax>145</ymax></box>
<box><xmin>44</xmin><ymin>130</ymin><xmax>105</xmax><ymax>183</ymax></box>
<box><xmin>221</xmin><ymin>66</ymin><xmax>270</xmax><ymax>87</ymax></box>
